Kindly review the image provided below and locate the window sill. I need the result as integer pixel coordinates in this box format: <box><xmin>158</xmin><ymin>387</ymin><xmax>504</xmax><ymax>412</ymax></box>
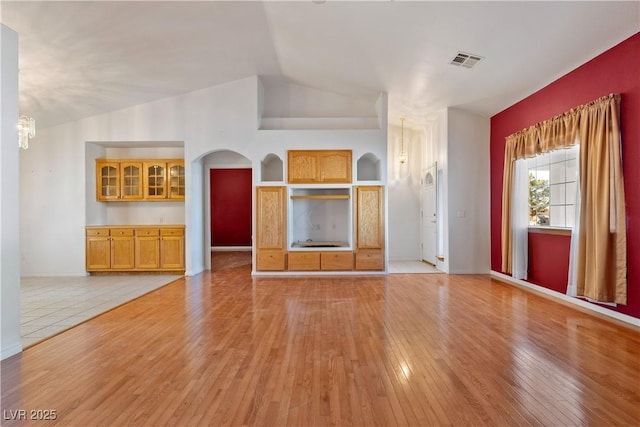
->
<box><xmin>528</xmin><ymin>226</ymin><xmax>572</xmax><ymax>236</ymax></box>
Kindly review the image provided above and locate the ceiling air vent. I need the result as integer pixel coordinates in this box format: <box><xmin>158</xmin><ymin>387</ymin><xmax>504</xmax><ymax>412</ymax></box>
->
<box><xmin>450</xmin><ymin>52</ymin><xmax>483</xmax><ymax>69</ymax></box>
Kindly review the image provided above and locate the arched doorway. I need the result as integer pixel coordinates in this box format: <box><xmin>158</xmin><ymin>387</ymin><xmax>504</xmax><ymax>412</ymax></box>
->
<box><xmin>202</xmin><ymin>150</ymin><xmax>252</xmax><ymax>271</ymax></box>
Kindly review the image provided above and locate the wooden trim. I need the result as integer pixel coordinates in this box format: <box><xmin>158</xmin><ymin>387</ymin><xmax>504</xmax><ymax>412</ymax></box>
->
<box><xmin>528</xmin><ymin>226</ymin><xmax>572</xmax><ymax>236</ymax></box>
<box><xmin>290</xmin><ymin>195</ymin><xmax>349</xmax><ymax>200</ymax></box>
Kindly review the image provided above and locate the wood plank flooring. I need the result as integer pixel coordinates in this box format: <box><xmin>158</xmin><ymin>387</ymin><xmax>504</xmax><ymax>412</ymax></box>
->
<box><xmin>2</xmin><ymin>252</ymin><xmax>639</xmax><ymax>426</ymax></box>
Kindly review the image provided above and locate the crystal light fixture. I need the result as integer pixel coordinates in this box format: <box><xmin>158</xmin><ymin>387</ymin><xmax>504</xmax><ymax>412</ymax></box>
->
<box><xmin>399</xmin><ymin>118</ymin><xmax>407</xmax><ymax>164</ymax></box>
<box><xmin>18</xmin><ymin>115</ymin><xmax>36</xmax><ymax>149</ymax></box>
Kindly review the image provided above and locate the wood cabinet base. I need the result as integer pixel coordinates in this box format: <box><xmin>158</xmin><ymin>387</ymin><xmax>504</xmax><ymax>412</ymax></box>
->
<box><xmin>257</xmin><ymin>250</ymin><xmax>384</xmax><ymax>272</ymax></box>
<box><xmin>256</xmin><ymin>250</ymin><xmax>286</xmax><ymax>271</ymax></box>
<box><xmin>86</xmin><ymin>225</ymin><xmax>185</xmax><ymax>273</ymax></box>
<box><xmin>284</xmin><ymin>251</ymin><xmax>355</xmax><ymax>272</ymax></box>
<box><xmin>355</xmin><ymin>249</ymin><xmax>384</xmax><ymax>271</ymax></box>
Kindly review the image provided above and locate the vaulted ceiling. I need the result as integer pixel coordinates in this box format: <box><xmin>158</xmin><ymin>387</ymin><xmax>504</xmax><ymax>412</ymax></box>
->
<box><xmin>2</xmin><ymin>1</ymin><xmax>639</xmax><ymax>129</ymax></box>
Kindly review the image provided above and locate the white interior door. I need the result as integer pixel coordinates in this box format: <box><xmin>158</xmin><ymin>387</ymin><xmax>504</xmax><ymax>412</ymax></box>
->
<box><xmin>422</xmin><ymin>163</ymin><xmax>437</xmax><ymax>265</ymax></box>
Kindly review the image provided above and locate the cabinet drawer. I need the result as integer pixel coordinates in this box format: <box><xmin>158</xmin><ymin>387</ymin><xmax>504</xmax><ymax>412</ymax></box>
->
<box><xmin>288</xmin><ymin>252</ymin><xmax>321</xmax><ymax>271</ymax></box>
<box><xmin>135</xmin><ymin>228</ymin><xmax>159</xmax><ymax>237</ymax></box>
<box><xmin>321</xmin><ymin>252</ymin><xmax>353</xmax><ymax>271</ymax></box>
<box><xmin>257</xmin><ymin>250</ymin><xmax>285</xmax><ymax>271</ymax></box>
<box><xmin>355</xmin><ymin>250</ymin><xmax>384</xmax><ymax>271</ymax></box>
<box><xmin>160</xmin><ymin>228</ymin><xmax>184</xmax><ymax>237</ymax></box>
<box><xmin>86</xmin><ymin>228</ymin><xmax>110</xmax><ymax>237</ymax></box>
<box><xmin>110</xmin><ymin>228</ymin><xmax>134</xmax><ymax>237</ymax></box>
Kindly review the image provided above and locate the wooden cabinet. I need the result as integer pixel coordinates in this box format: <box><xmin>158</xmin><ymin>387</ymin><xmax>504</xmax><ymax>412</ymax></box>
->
<box><xmin>321</xmin><ymin>251</ymin><xmax>353</xmax><ymax>271</ymax></box>
<box><xmin>86</xmin><ymin>228</ymin><xmax>112</xmax><ymax>270</ymax></box>
<box><xmin>355</xmin><ymin>249</ymin><xmax>383</xmax><ymax>271</ymax></box>
<box><xmin>96</xmin><ymin>159</ymin><xmax>184</xmax><ymax>202</ymax></box>
<box><xmin>355</xmin><ymin>185</ymin><xmax>384</xmax><ymax>271</ymax></box>
<box><xmin>96</xmin><ymin>161</ymin><xmax>143</xmax><ymax>201</ymax></box>
<box><xmin>285</xmin><ymin>251</ymin><xmax>354</xmax><ymax>271</ymax></box>
<box><xmin>253</xmin><ymin>161</ymin><xmax>386</xmax><ymax>274</ymax></box>
<box><xmin>160</xmin><ymin>228</ymin><xmax>185</xmax><ymax>269</ymax></box>
<box><xmin>96</xmin><ymin>162</ymin><xmax>122</xmax><ymax>201</ymax></box>
<box><xmin>135</xmin><ymin>228</ymin><xmax>160</xmax><ymax>269</ymax></box>
<box><xmin>256</xmin><ymin>250</ymin><xmax>286</xmax><ymax>271</ymax></box>
<box><xmin>143</xmin><ymin>160</ymin><xmax>185</xmax><ymax>200</ymax></box>
<box><xmin>86</xmin><ymin>225</ymin><xmax>185</xmax><ymax>273</ymax></box>
<box><xmin>143</xmin><ymin>162</ymin><xmax>167</xmax><ymax>199</ymax></box>
<box><xmin>288</xmin><ymin>252</ymin><xmax>321</xmax><ymax>271</ymax></box>
<box><xmin>167</xmin><ymin>161</ymin><xmax>186</xmax><ymax>199</ymax></box>
<box><xmin>288</xmin><ymin>150</ymin><xmax>352</xmax><ymax>184</ymax></box>
<box><xmin>86</xmin><ymin>227</ymin><xmax>135</xmax><ymax>270</ymax></box>
<box><xmin>120</xmin><ymin>162</ymin><xmax>143</xmax><ymax>200</ymax></box>
<box><xmin>355</xmin><ymin>186</ymin><xmax>384</xmax><ymax>249</ymax></box>
<box><xmin>110</xmin><ymin>228</ymin><xmax>135</xmax><ymax>269</ymax></box>
<box><xmin>256</xmin><ymin>186</ymin><xmax>286</xmax><ymax>271</ymax></box>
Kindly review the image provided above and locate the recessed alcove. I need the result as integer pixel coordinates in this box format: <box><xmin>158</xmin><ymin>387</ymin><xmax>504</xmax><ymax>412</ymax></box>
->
<box><xmin>357</xmin><ymin>153</ymin><xmax>381</xmax><ymax>181</ymax></box>
<box><xmin>260</xmin><ymin>153</ymin><xmax>283</xmax><ymax>182</ymax></box>
<box><xmin>288</xmin><ymin>187</ymin><xmax>352</xmax><ymax>249</ymax></box>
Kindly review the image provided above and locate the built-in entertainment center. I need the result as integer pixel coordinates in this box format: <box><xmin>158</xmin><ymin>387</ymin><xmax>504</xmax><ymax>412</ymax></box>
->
<box><xmin>255</xmin><ymin>149</ymin><xmax>384</xmax><ymax>273</ymax></box>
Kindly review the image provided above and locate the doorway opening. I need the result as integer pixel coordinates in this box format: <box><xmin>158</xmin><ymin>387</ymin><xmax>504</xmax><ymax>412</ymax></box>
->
<box><xmin>210</xmin><ymin>168</ymin><xmax>252</xmax><ymax>248</ymax></box>
<box><xmin>203</xmin><ymin>150</ymin><xmax>252</xmax><ymax>271</ymax></box>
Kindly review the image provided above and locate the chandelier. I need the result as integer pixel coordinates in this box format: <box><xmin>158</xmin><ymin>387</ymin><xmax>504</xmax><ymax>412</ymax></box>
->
<box><xmin>18</xmin><ymin>116</ymin><xmax>35</xmax><ymax>149</ymax></box>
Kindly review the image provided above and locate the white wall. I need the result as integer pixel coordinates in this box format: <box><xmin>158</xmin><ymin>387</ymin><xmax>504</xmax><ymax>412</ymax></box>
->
<box><xmin>260</xmin><ymin>76</ymin><xmax>377</xmax><ymax>119</ymax></box>
<box><xmin>85</xmin><ymin>143</ymin><xmax>107</xmax><ymax>227</ymax></box>
<box><xmin>20</xmin><ymin>123</ymin><xmax>92</xmax><ymax>275</ymax></box>
<box><xmin>19</xmin><ymin>76</ymin><xmax>387</xmax><ymax>277</ymax></box>
<box><xmin>435</xmin><ymin>110</ymin><xmax>449</xmax><ymax>273</ymax></box>
<box><xmin>387</xmin><ymin>123</ymin><xmax>423</xmax><ymax>261</ymax></box>
<box><xmin>1</xmin><ymin>24</ymin><xmax>22</xmax><ymax>359</ymax></box>
<box><xmin>446</xmin><ymin>108</ymin><xmax>490</xmax><ymax>274</ymax></box>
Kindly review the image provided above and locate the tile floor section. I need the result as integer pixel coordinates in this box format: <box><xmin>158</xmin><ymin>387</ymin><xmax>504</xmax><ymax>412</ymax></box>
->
<box><xmin>388</xmin><ymin>260</ymin><xmax>442</xmax><ymax>274</ymax></box>
<box><xmin>20</xmin><ymin>275</ymin><xmax>181</xmax><ymax>348</ymax></box>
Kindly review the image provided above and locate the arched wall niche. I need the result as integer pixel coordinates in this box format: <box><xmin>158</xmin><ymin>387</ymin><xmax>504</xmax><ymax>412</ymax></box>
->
<box><xmin>261</xmin><ymin>153</ymin><xmax>283</xmax><ymax>182</ymax></box>
<box><xmin>357</xmin><ymin>152</ymin><xmax>381</xmax><ymax>181</ymax></box>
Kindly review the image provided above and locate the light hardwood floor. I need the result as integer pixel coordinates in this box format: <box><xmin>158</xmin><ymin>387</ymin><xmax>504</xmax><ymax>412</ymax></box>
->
<box><xmin>2</xmin><ymin>252</ymin><xmax>639</xmax><ymax>426</ymax></box>
<box><xmin>21</xmin><ymin>275</ymin><xmax>182</xmax><ymax>348</ymax></box>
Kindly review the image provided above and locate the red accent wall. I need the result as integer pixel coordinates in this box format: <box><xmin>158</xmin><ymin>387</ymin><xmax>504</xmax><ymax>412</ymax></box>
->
<box><xmin>490</xmin><ymin>32</ymin><xmax>640</xmax><ymax>319</ymax></box>
<box><xmin>527</xmin><ymin>233</ymin><xmax>571</xmax><ymax>294</ymax></box>
<box><xmin>210</xmin><ymin>168</ymin><xmax>252</xmax><ymax>246</ymax></box>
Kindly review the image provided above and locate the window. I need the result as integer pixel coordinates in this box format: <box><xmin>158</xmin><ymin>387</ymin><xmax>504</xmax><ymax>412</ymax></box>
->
<box><xmin>527</xmin><ymin>145</ymin><xmax>578</xmax><ymax>227</ymax></box>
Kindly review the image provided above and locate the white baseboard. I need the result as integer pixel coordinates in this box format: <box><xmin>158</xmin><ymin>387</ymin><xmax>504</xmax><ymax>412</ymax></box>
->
<box><xmin>210</xmin><ymin>246</ymin><xmax>252</xmax><ymax>252</ymax></box>
<box><xmin>21</xmin><ymin>272</ymin><xmax>89</xmax><ymax>278</ymax></box>
<box><xmin>1</xmin><ymin>342</ymin><xmax>23</xmax><ymax>360</ymax></box>
<box><xmin>491</xmin><ymin>270</ymin><xmax>640</xmax><ymax>329</ymax></box>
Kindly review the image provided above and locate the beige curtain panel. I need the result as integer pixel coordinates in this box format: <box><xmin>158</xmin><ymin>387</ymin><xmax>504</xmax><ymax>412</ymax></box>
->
<box><xmin>501</xmin><ymin>93</ymin><xmax>627</xmax><ymax>304</ymax></box>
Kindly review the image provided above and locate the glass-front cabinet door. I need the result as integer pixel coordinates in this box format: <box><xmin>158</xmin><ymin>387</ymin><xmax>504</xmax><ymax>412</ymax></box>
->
<box><xmin>96</xmin><ymin>161</ymin><xmax>120</xmax><ymax>201</ymax></box>
<box><xmin>144</xmin><ymin>162</ymin><xmax>166</xmax><ymax>199</ymax></box>
<box><xmin>168</xmin><ymin>161</ymin><xmax>185</xmax><ymax>200</ymax></box>
<box><xmin>120</xmin><ymin>162</ymin><xmax>143</xmax><ymax>200</ymax></box>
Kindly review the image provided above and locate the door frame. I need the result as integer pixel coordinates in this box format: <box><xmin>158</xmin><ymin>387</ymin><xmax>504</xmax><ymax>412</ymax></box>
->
<box><xmin>204</xmin><ymin>163</ymin><xmax>253</xmax><ymax>271</ymax></box>
<box><xmin>421</xmin><ymin>162</ymin><xmax>438</xmax><ymax>266</ymax></box>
